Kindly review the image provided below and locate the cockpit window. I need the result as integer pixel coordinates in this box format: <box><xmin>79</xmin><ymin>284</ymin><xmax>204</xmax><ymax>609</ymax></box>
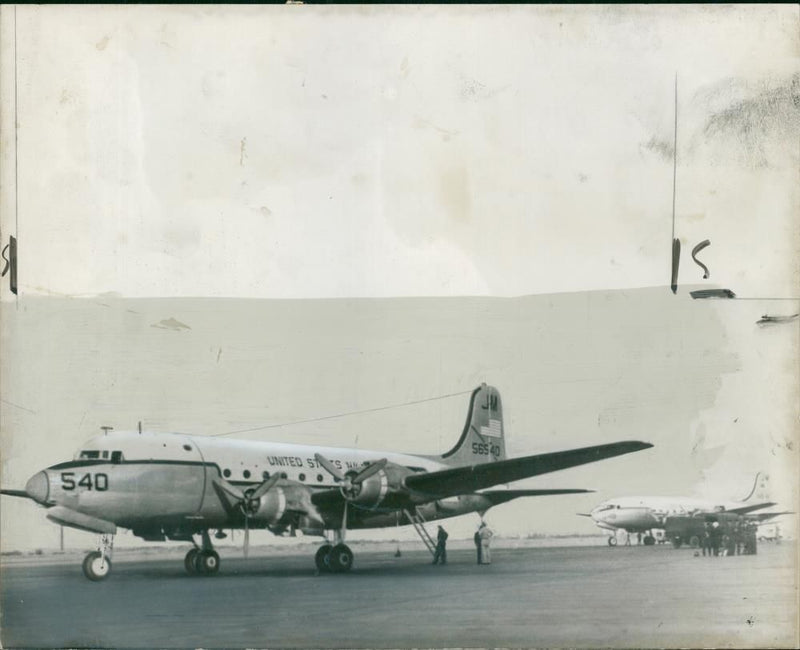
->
<box><xmin>102</xmin><ymin>450</ymin><xmax>109</xmax><ymax>459</ymax></box>
<box><xmin>111</xmin><ymin>451</ymin><xmax>123</xmax><ymax>464</ymax></box>
<box><xmin>79</xmin><ymin>450</ymin><xmax>100</xmax><ymax>459</ymax></box>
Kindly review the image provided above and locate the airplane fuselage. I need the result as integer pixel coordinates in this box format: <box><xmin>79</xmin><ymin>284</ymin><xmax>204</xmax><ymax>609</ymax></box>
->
<box><xmin>590</xmin><ymin>496</ymin><xmax>749</xmax><ymax>533</ymax></box>
<box><xmin>8</xmin><ymin>384</ymin><xmax>653</xmax><ymax>579</ymax></box>
<box><xmin>28</xmin><ymin>431</ymin><xmax>491</xmax><ymax>540</ymax></box>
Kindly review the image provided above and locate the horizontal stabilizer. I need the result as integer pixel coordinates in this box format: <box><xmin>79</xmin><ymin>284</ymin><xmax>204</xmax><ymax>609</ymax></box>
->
<box><xmin>749</xmin><ymin>511</ymin><xmax>792</xmax><ymax>523</ymax></box>
<box><xmin>728</xmin><ymin>502</ymin><xmax>776</xmax><ymax>515</ymax></box>
<box><xmin>405</xmin><ymin>440</ymin><xmax>652</xmax><ymax>499</ymax></box>
<box><xmin>480</xmin><ymin>489</ymin><xmax>592</xmax><ymax>507</ymax></box>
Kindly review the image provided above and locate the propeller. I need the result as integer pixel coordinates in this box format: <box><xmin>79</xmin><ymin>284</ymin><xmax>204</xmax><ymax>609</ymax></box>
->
<box><xmin>212</xmin><ymin>472</ymin><xmax>284</xmax><ymax>558</ymax></box>
<box><xmin>314</xmin><ymin>453</ymin><xmax>387</xmax><ymax>500</ymax></box>
<box><xmin>314</xmin><ymin>454</ymin><xmax>388</xmax><ymax>545</ymax></box>
<box><xmin>1</xmin><ymin>489</ymin><xmax>34</xmax><ymax>500</ymax></box>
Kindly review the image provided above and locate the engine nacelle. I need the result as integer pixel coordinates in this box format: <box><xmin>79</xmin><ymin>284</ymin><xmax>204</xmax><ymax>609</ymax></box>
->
<box><xmin>344</xmin><ymin>462</ymin><xmax>415</xmax><ymax>509</ymax></box>
<box><xmin>250</xmin><ymin>487</ymin><xmax>289</xmax><ymax>524</ymax></box>
<box><xmin>251</xmin><ymin>484</ymin><xmax>326</xmax><ymax>529</ymax></box>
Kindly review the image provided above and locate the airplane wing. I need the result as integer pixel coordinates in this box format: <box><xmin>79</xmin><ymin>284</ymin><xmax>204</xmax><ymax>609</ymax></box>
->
<box><xmin>404</xmin><ymin>441</ymin><xmax>652</xmax><ymax>499</ymax></box>
<box><xmin>727</xmin><ymin>502</ymin><xmax>777</xmax><ymax>515</ymax></box>
<box><xmin>478</xmin><ymin>488</ymin><xmax>592</xmax><ymax>507</ymax></box>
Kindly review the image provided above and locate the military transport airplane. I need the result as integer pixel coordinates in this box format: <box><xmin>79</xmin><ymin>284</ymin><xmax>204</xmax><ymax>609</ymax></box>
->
<box><xmin>2</xmin><ymin>384</ymin><xmax>652</xmax><ymax>580</ymax></box>
<box><xmin>581</xmin><ymin>472</ymin><xmax>781</xmax><ymax>546</ymax></box>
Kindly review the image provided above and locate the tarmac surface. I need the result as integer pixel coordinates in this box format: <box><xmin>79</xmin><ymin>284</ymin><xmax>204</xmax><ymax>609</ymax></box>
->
<box><xmin>1</xmin><ymin>542</ymin><xmax>797</xmax><ymax>648</ymax></box>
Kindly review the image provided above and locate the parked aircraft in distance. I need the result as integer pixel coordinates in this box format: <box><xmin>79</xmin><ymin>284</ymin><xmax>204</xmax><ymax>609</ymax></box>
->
<box><xmin>581</xmin><ymin>472</ymin><xmax>781</xmax><ymax>546</ymax></box>
<box><xmin>2</xmin><ymin>384</ymin><xmax>652</xmax><ymax>580</ymax></box>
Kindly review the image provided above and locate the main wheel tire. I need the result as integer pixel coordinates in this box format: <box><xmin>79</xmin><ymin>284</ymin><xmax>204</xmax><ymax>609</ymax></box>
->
<box><xmin>607</xmin><ymin>536</ymin><xmax>618</xmax><ymax>547</ymax></box>
<box><xmin>184</xmin><ymin>548</ymin><xmax>199</xmax><ymax>575</ymax></box>
<box><xmin>195</xmin><ymin>550</ymin><xmax>220</xmax><ymax>575</ymax></box>
<box><xmin>689</xmin><ymin>535</ymin><xmax>700</xmax><ymax>548</ymax></box>
<box><xmin>315</xmin><ymin>544</ymin><xmax>332</xmax><ymax>572</ymax></box>
<box><xmin>643</xmin><ymin>535</ymin><xmax>656</xmax><ymax>546</ymax></box>
<box><xmin>82</xmin><ymin>551</ymin><xmax>112</xmax><ymax>581</ymax></box>
<box><xmin>328</xmin><ymin>544</ymin><xmax>354</xmax><ymax>573</ymax></box>
<box><xmin>672</xmin><ymin>536</ymin><xmax>683</xmax><ymax>549</ymax></box>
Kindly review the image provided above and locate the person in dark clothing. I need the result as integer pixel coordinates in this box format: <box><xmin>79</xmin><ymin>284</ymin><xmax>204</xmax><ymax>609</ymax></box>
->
<box><xmin>474</xmin><ymin>529</ymin><xmax>483</xmax><ymax>564</ymax></box>
<box><xmin>709</xmin><ymin>521</ymin><xmax>721</xmax><ymax>557</ymax></box>
<box><xmin>432</xmin><ymin>525</ymin><xmax>448</xmax><ymax>565</ymax></box>
<box><xmin>702</xmin><ymin>522</ymin><xmax>711</xmax><ymax>557</ymax></box>
<box><xmin>745</xmin><ymin>522</ymin><xmax>757</xmax><ymax>555</ymax></box>
<box><xmin>737</xmin><ymin>522</ymin><xmax>747</xmax><ymax>555</ymax></box>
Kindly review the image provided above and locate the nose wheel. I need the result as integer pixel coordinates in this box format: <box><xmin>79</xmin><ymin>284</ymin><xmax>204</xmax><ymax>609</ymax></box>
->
<box><xmin>82</xmin><ymin>534</ymin><xmax>114</xmax><ymax>581</ymax></box>
<box><xmin>82</xmin><ymin>551</ymin><xmax>112</xmax><ymax>581</ymax></box>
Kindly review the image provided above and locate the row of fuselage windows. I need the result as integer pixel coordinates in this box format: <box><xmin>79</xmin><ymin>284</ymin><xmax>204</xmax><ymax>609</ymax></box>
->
<box><xmin>221</xmin><ymin>468</ymin><xmax>326</xmax><ymax>483</ymax></box>
<box><xmin>219</xmin><ymin>465</ymin><xmax>426</xmax><ymax>483</ymax></box>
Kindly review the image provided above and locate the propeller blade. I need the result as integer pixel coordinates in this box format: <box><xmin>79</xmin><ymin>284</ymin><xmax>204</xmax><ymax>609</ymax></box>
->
<box><xmin>250</xmin><ymin>472</ymin><xmax>282</xmax><ymax>500</ymax></box>
<box><xmin>1</xmin><ymin>489</ymin><xmax>33</xmax><ymax>500</ymax></box>
<box><xmin>353</xmin><ymin>458</ymin><xmax>388</xmax><ymax>484</ymax></box>
<box><xmin>213</xmin><ymin>478</ymin><xmax>246</xmax><ymax>503</ymax></box>
<box><xmin>244</xmin><ymin>517</ymin><xmax>250</xmax><ymax>559</ymax></box>
<box><xmin>315</xmin><ymin>453</ymin><xmax>345</xmax><ymax>481</ymax></box>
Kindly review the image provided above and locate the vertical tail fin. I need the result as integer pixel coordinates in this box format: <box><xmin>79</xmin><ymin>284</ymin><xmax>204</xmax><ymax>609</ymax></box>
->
<box><xmin>736</xmin><ymin>472</ymin><xmax>770</xmax><ymax>503</ymax></box>
<box><xmin>440</xmin><ymin>384</ymin><xmax>507</xmax><ymax>466</ymax></box>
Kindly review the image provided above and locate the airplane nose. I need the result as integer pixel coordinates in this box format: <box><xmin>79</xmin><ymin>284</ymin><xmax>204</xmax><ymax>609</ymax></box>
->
<box><xmin>25</xmin><ymin>471</ymin><xmax>49</xmax><ymax>504</ymax></box>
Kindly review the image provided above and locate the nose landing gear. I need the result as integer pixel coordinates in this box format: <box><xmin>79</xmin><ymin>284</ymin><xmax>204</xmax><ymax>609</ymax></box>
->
<box><xmin>82</xmin><ymin>534</ymin><xmax>114</xmax><ymax>581</ymax></box>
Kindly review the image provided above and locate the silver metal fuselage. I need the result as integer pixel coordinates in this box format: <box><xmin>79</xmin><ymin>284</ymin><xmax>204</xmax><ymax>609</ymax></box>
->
<box><xmin>28</xmin><ymin>431</ymin><xmax>492</xmax><ymax>538</ymax></box>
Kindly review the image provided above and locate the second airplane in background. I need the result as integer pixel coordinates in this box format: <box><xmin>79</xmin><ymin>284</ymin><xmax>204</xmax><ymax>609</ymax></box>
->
<box><xmin>583</xmin><ymin>472</ymin><xmax>779</xmax><ymax>546</ymax></box>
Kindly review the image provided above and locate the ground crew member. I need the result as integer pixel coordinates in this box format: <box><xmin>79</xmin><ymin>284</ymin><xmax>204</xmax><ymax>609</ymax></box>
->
<box><xmin>746</xmin><ymin>522</ymin><xmax>757</xmax><ymax>555</ymax></box>
<box><xmin>432</xmin><ymin>525</ymin><xmax>448</xmax><ymax>565</ymax></box>
<box><xmin>478</xmin><ymin>522</ymin><xmax>494</xmax><ymax>564</ymax></box>
<box><xmin>474</xmin><ymin>528</ymin><xmax>482</xmax><ymax>564</ymax></box>
<box><xmin>710</xmin><ymin>521</ymin><xmax>721</xmax><ymax>557</ymax></box>
<box><xmin>733</xmin><ymin>521</ymin><xmax>743</xmax><ymax>555</ymax></box>
<box><xmin>702</xmin><ymin>522</ymin><xmax>711</xmax><ymax>557</ymax></box>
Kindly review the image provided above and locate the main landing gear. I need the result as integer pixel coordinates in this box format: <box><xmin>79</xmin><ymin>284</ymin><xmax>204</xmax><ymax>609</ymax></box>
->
<box><xmin>185</xmin><ymin>530</ymin><xmax>221</xmax><ymax>577</ymax></box>
<box><xmin>314</xmin><ymin>542</ymin><xmax>354</xmax><ymax>573</ymax></box>
<box><xmin>315</xmin><ymin>506</ymin><xmax>354</xmax><ymax>575</ymax></box>
<box><xmin>82</xmin><ymin>534</ymin><xmax>114</xmax><ymax>581</ymax></box>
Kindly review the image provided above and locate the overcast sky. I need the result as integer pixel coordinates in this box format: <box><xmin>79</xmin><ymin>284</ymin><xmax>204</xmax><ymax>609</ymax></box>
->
<box><xmin>0</xmin><ymin>6</ymin><xmax>797</xmax><ymax>551</ymax></box>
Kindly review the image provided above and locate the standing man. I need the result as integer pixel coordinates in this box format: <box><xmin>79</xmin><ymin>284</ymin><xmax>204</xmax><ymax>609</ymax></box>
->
<box><xmin>473</xmin><ymin>527</ymin><xmax>483</xmax><ymax>564</ymax></box>
<box><xmin>479</xmin><ymin>522</ymin><xmax>494</xmax><ymax>565</ymax></box>
<box><xmin>710</xmin><ymin>520</ymin><xmax>721</xmax><ymax>557</ymax></box>
<box><xmin>432</xmin><ymin>525</ymin><xmax>448</xmax><ymax>565</ymax></box>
